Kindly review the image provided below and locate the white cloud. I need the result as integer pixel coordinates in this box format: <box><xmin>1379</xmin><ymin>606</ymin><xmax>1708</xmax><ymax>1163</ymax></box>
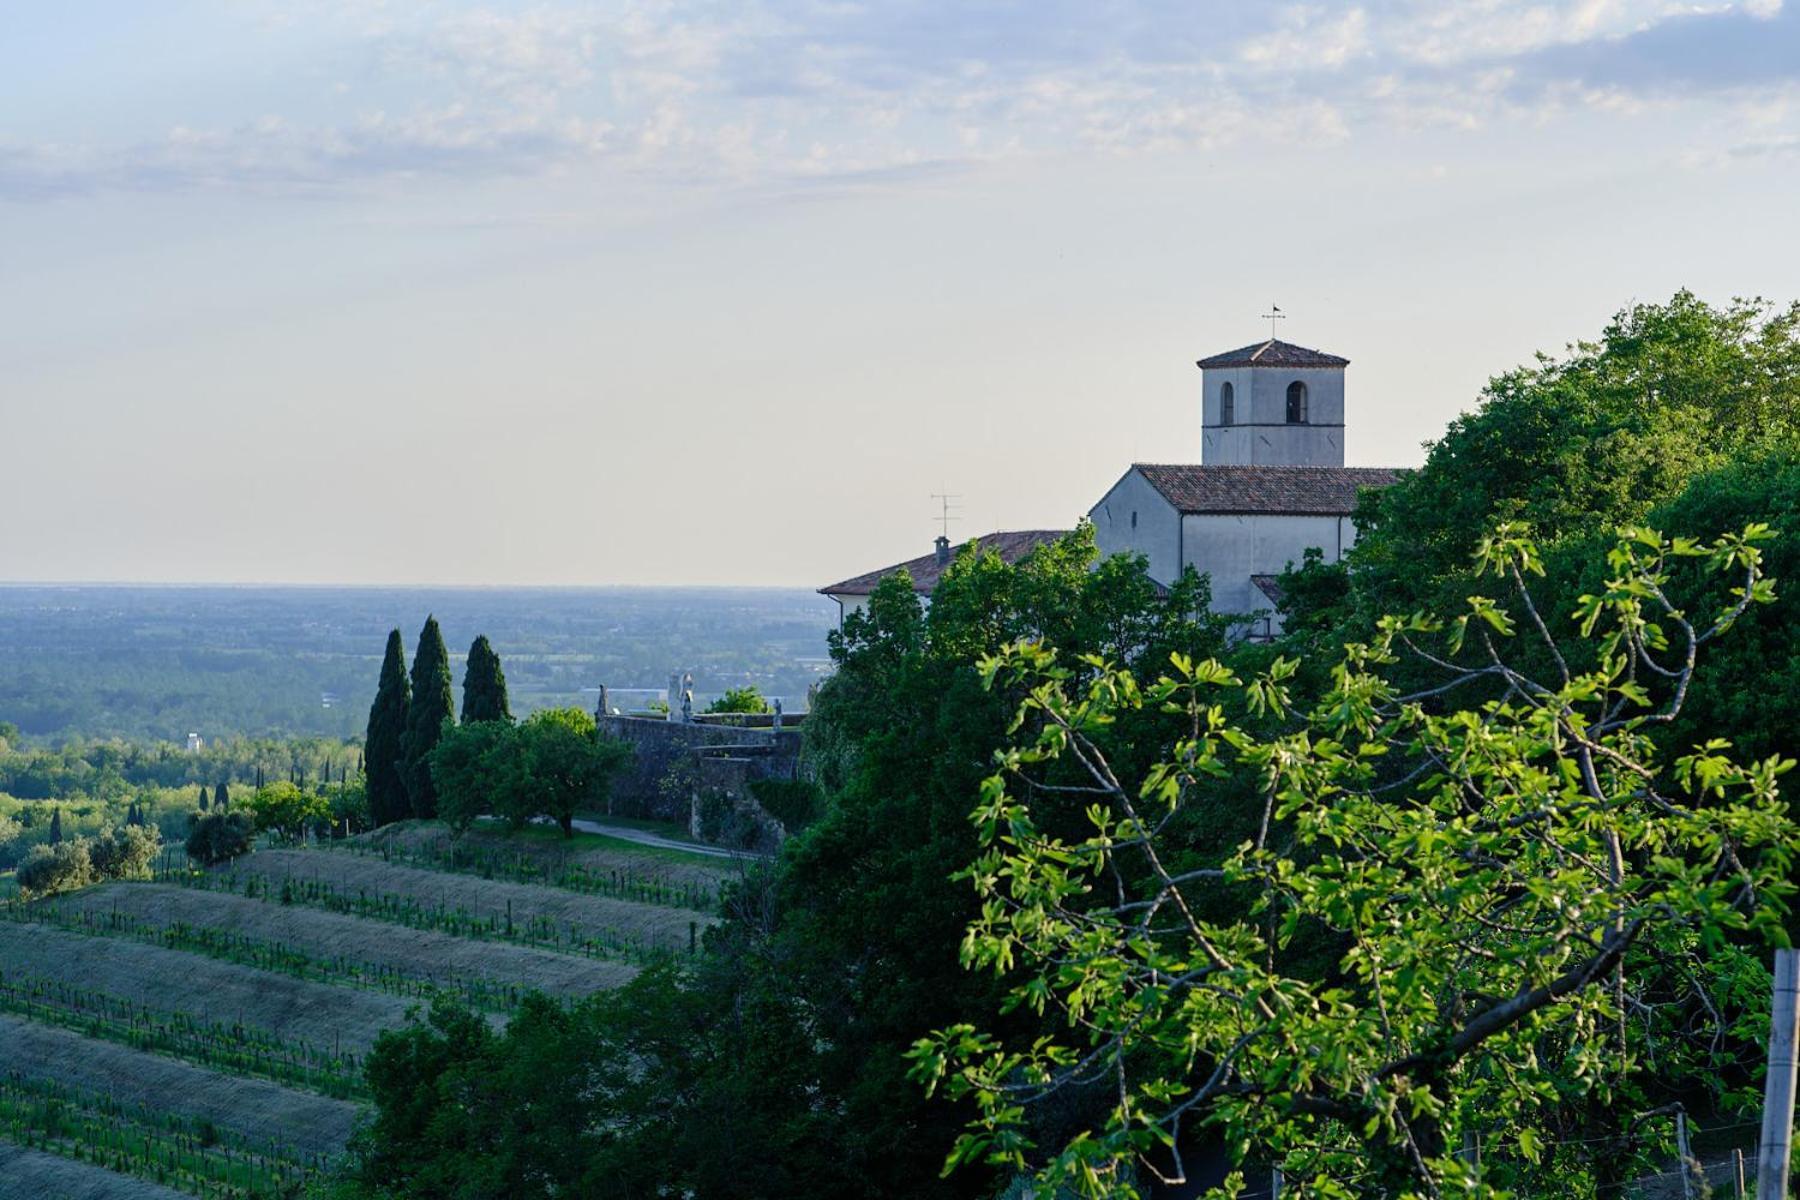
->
<box><xmin>4</xmin><ymin>0</ymin><xmax>1796</xmax><ymax>201</ymax></box>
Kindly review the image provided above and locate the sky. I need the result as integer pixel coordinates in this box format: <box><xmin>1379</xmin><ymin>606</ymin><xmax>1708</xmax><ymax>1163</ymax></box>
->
<box><xmin>4</xmin><ymin>0</ymin><xmax>1800</xmax><ymax>586</ymax></box>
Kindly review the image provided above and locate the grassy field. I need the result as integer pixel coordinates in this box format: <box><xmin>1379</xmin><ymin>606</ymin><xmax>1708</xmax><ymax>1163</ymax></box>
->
<box><xmin>0</xmin><ymin>819</ymin><xmax>726</xmax><ymax>1196</ymax></box>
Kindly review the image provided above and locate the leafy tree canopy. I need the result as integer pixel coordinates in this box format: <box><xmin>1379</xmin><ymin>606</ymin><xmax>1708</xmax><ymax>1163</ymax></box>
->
<box><xmin>912</xmin><ymin>523</ymin><xmax>1792</xmax><ymax>1199</ymax></box>
<box><xmin>1348</xmin><ymin>292</ymin><xmax>1800</xmax><ymax>617</ymax></box>
<box><xmin>245</xmin><ymin>781</ymin><xmax>330</xmax><ymax>840</ymax></box>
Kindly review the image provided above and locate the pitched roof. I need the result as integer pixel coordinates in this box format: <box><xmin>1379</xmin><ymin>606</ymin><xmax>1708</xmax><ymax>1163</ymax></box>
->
<box><xmin>1195</xmin><ymin>339</ymin><xmax>1349</xmax><ymax>370</ymax></box>
<box><xmin>820</xmin><ymin>530</ymin><xmax>1068</xmax><ymax>598</ymax></box>
<box><xmin>1251</xmin><ymin>575</ymin><xmax>1285</xmax><ymax>604</ymax></box>
<box><xmin>1133</xmin><ymin>464</ymin><xmax>1401</xmax><ymax>515</ymax></box>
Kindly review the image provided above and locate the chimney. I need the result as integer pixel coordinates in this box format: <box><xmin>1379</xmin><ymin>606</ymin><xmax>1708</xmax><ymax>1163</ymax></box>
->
<box><xmin>934</xmin><ymin>535</ymin><xmax>951</xmax><ymax>566</ymax></box>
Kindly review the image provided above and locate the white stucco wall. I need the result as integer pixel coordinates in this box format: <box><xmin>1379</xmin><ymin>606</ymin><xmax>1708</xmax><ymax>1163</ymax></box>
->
<box><xmin>1200</xmin><ymin>365</ymin><xmax>1347</xmax><ymax>467</ymax></box>
<box><xmin>1088</xmin><ymin>469</ymin><xmax>1184</xmax><ymax>585</ymax></box>
<box><xmin>1180</xmin><ymin>512</ymin><xmax>1356</xmax><ymax>630</ymax></box>
<box><xmin>827</xmin><ymin>594</ymin><xmax>869</xmax><ymax>627</ymax></box>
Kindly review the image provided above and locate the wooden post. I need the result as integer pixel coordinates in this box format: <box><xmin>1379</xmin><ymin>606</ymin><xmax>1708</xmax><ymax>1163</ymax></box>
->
<box><xmin>1759</xmin><ymin>948</ymin><xmax>1800</xmax><ymax>1200</ymax></box>
<box><xmin>1678</xmin><ymin>1110</ymin><xmax>1693</xmax><ymax>1200</ymax></box>
<box><xmin>1271</xmin><ymin>1166</ymin><xmax>1283</xmax><ymax>1199</ymax></box>
<box><xmin>1739</xmin><ymin>1147</ymin><xmax>1751</xmax><ymax>1199</ymax></box>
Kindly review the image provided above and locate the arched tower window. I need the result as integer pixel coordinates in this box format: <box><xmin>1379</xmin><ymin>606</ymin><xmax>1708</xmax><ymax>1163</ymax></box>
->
<box><xmin>1285</xmin><ymin>380</ymin><xmax>1308</xmax><ymax>424</ymax></box>
<box><xmin>1219</xmin><ymin>381</ymin><xmax>1235</xmax><ymax>426</ymax></box>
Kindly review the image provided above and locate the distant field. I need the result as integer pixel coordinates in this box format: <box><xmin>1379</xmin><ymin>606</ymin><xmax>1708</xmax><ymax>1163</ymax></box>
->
<box><xmin>0</xmin><ymin>584</ymin><xmax>834</xmax><ymax>740</ymax></box>
<box><xmin>0</xmin><ymin>820</ymin><xmax>719</xmax><ymax>1196</ymax></box>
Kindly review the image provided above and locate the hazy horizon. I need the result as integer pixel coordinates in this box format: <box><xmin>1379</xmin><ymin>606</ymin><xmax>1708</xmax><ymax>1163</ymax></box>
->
<box><xmin>7</xmin><ymin>2</ymin><xmax>1800</xmax><ymax>586</ymax></box>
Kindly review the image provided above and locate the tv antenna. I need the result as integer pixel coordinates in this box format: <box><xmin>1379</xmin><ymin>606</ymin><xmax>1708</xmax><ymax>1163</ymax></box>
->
<box><xmin>931</xmin><ymin>492</ymin><xmax>962</xmax><ymax>540</ymax></box>
<box><xmin>1262</xmin><ymin>305</ymin><xmax>1286</xmax><ymax>341</ymax></box>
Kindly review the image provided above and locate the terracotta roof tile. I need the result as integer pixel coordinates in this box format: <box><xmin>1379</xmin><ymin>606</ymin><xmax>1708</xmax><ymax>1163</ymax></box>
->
<box><xmin>1133</xmin><ymin>464</ymin><xmax>1401</xmax><ymax>515</ymax></box>
<box><xmin>1195</xmin><ymin>339</ymin><xmax>1350</xmax><ymax>369</ymax></box>
<box><xmin>820</xmin><ymin>530</ymin><xmax>1069</xmax><ymax>598</ymax></box>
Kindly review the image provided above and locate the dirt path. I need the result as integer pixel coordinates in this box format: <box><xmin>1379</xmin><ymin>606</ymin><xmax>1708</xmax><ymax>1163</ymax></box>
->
<box><xmin>0</xmin><ymin>1016</ymin><xmax>358</xmax><ymax>1156</ymax></box>
<box><xmin>566</xmin><ymin>818</ymin><xmax>762</xmax><ymax>860</ymax></box>
<box><xmin>0</xmin><ymin>1140</ymin><xmax>189</xmax><ymax>1200</ymax></box>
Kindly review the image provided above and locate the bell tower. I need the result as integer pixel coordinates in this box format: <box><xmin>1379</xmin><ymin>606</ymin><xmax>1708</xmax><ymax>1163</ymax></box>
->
<box><xmin>1197</xmin><ymin>339</ymin><xmax>1349</xmax><ymax>467</ymax></box>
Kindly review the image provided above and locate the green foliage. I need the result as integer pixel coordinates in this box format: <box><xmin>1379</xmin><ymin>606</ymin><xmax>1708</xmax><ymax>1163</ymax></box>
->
<box><xmin>1345</xmin><ymin>292</ymin><xmax>1800</xmax><ymax>621</ymax></box>
<box><xmin>245</xmin><ymin>781</ymin><xmax>331</xmax><ymax>840</ymax></box>
<box><xmin>16</xmin><ymin>823</ymin><xmax>159</xmax><ymax>898</ymax></box>
<box><xmin>184</xmin><ymin>810</ymin><xmax>254</xmax><ymax>866</ymax></box>
<box><xmin>706</xmin><ymin>685</ymin><xmax>771</xmax><ymax>714</ymax></box>
<box><xmin>351</xmin><ymin>956</ymin><xmax>848</xmax><ymax>1200</ymax></box>
<box><xmin>366</xmin><ymin>630</ymin><xmax>411</xmax><ymax>828</ymax></box>
<box><xmin>86</xmin><ymin>823</ymin><xmax>160</xmax><ymax>880</ymax></box>
<box><xmin>517</xmin><ymin>708</ymin><xmax>629</xmax><ymax>838</ymax></box>
<box><xmin>748</xmin><ymin>778</ymin><xmax>823</xmax><ymax>835</ymax></box>
<box><xmin>429</xmin><ymin>708</ymin><xmax>630</xmax><ymax>839</ymax></box>
<box><xmin>429</xmin><ymin>720</ymin><xmax>525</xmax><ymax>837</ymax></box>
<box><xmin>910</xmin><ymin>525</ymin><xmax>1792</xmax><ymax>1199</ymax></box>
<box><xmin>460</xmin><ymin>634</ymin><xmax>512</xmax><ymax>724</ymax></box>
<box><xmin>15</xmin><ymin>840</ymin><xmax>91</xmax><ymax>898</ymax></box>
<box><xmin>404</xmin><ymin>616</ymin><xmax>456</xmax><ymax>820</ymax></box>
<box><xmin>330</xmin><ymin>778</ymin><xmax>371</xmax><ymax>836</ymax></box>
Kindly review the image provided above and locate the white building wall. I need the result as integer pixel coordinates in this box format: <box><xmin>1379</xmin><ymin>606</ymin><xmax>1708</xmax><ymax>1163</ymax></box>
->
<box><xmin>1089</xmin><ymin>469</ymin><xmax>1184</xmax><ymax>585</ymax></box>
<box><xmin>1180</xmin><ymin>512</ymin><xmax>1355</xmax><ymax>627</ymax></box>
<box><xmin>1200</xmin><ymin>365</ymin><xmax>1347</xmax><ymax>467</ymax></box>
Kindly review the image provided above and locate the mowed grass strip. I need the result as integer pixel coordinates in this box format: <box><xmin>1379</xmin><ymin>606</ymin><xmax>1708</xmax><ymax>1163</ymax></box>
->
<box><xmin>0</xmin><ymin>922</ymin><xmax>409</xmax><ymax>1056</ymax></box>
<box><xmin>0</xmin><ymin>1071</ymin><xmax>326</xmax><ymax>1199</ymax></box>
<box><xmin>191</xmin><ymin>848</ymin><xmax>712</xmax><ymax>957</ymax></box>
<box><xmin>1</xmin><ymin>1014</ymin><xmax>356</xmax><ymax>1157</ymax></box>
<box><xmin>44</xmin><ymin>883</ymin><xmax>638</xmax><ymax>1003</ymax></box>
<box><xmin>0</xmin><ymin>1137</ymin><xmax>190</xmax><ymax>1200</ymax></box>
<box><xmin>337</xmin><ymin>820</ymin><xmax>735</xmax><ymax>911</ymax></box>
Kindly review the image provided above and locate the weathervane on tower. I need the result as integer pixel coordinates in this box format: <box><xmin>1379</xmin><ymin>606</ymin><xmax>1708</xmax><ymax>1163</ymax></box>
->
<box><xmin>1262</xmin><ymin>305</ymin><xmax>1285</xmax><ymax>341</ymax></box>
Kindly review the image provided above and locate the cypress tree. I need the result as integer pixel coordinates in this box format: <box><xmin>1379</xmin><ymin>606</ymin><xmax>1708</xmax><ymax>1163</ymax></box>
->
<box><xmin>197</xmin><ymin>784</ymin><xmax>209</xmax><ymax>812</ymax></box>
<box><xmin>216</xmin><ymin>781</ymin><xmax>230</xmax><ymax>812</ymax></box>
<box><xmin>366</xmin><ymin>629</ymin><xmax>412</xmax><ymax>827</ymax></box>
<box><xmin>460</xmin><ymin>635</ymin><xmax>512</xmax><ymax>724</ymax></box>
<box><xmin>49</xmin><ymin>809</ymin><xmax>63</xmax><ymax>844</ymax></box>
<box><xmin>403</xmin><ymin>615</ymin><xmax>456</xmax><ymax>820</ymax></box>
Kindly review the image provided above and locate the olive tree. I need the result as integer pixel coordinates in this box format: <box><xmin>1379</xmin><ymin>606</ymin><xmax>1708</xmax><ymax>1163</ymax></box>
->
<box><xmin>910</xmin><ymin>524</ymin><xmax>1793</xmax><ymax>1199</ymax></box>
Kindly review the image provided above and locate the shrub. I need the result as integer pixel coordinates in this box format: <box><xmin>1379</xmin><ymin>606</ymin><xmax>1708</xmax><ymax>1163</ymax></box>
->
<box><xmin>185</xmin><ymin>811</ymin><xmax>254</xmax><ymax>866</ymax></box>
<box><xmin>17</xmin><ymin>841</ymin><xmax>93</xmax><ymax>898</ymax></box>
<box><xmin>706</xmin><ymin>686</ymin><xmax>770</xmax><ymax>715</ymax></box>
<box><xmin>87</xmin><ymin>824</ymin><xmax>161</xmax><ymax>881</ymax></box>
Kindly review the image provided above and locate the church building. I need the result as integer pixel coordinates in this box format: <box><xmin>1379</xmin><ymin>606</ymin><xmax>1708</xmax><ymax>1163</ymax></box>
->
<box><xmin>820</xmin><ymin>335</ymin><xmax>1400</xmax><ymax>638</ymax></box>
<box><xmin>1088</xmin><ymin>338</ymin><xmax>1398</xmax><ymax>635</ymax></box>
